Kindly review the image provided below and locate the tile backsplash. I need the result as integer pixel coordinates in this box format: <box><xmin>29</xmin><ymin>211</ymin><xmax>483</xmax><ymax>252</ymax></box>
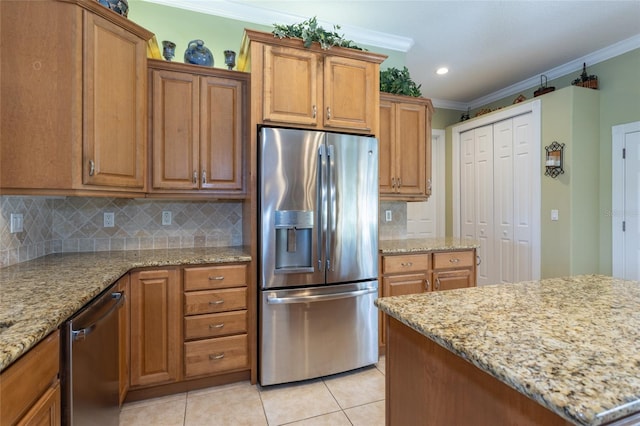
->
<box><xmin>0</xmin><ymin>196</ymin><xmax>243</xmax><ymax>268</ymax></box>
<box><xmin>379</xmin><ymin>201</ymin><xmax>407</xmax><ymax>240</ymax></box>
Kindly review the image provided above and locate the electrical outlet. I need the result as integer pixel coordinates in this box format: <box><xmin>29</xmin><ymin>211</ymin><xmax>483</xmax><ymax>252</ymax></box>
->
<box><xmin>385</xmin><ymin>210</ymin><xmax>392</xmax><ymax>222</ymax></box>
<box><xmin>162</xmin><ymin>211</ymin><xmax>172</xmax><ymax>226</ymax></box>
<box><xmin>10</xmin><ymin>213</ymin><xmax>24</xmax><ymax>233</ymax></box>
<box><xmin>104</xmin><ymin>212</ymin><xmax>115</xmax><ymax>228</ymax></box>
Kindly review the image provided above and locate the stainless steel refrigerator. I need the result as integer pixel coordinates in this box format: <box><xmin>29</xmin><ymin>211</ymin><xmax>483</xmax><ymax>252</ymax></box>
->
<box><xmin>259</xmin><ymin>126</ymin><xmax>379</xmax><ymax>386</ymax></box>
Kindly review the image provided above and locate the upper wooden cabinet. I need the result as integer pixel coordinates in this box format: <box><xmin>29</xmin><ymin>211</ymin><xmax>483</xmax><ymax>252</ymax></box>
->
<box><xmin>0</xmin><ymin>0</ymin><xmax>152</xmax><ymax>196</ymax></box>
<box><xmin>379</xmin><ymin>93</ymin><xmax>433</xmax><ymax>201</ymax></box>
<box><xmin>238</xmin><ymin>29</ymin><xmax>386</xmax><ymax>135</ymax></box>
<box><xmin>147</xmin><ymin>60</ymin><xmax>248</xmax><ymax>197</ymax></box>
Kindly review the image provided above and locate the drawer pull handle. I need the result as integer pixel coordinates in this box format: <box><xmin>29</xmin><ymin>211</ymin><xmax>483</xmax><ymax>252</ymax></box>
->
<box><xmin>425</xmin><ymin>279</ymin><xmax>431</xmax><ymax>291</ymax></box>
<box><xmin>209</xmin><ymin>300</ymin><xmax>225</xmax><ymax>305</ymax></box>
<box><xmin>209</xmin><ymin>323</ymin><xmax>225</xmax><ymax>329</ymax></box>
<box><xmin>209</xmin><ymin>276</ymin><xmax>225</xmax><ymax>281</ymax></box>
<box><xmin>400</xmin><ymin>262</ymin><xmax>413</xmax><ymax>267</ymax></box>
<box><xmin>435</xmin><ymin>278</ymin><xmax>441</xmax><ymax>290</ymax></box>
<box><xmin>449</xmin><ymin>258</ymin><xmax>460</xmax><ymax>263</ymax></box>
<box><xmin>209</xmin><ymin>353</ymin><xmax>225</xmax><ymax>360</ymax></box>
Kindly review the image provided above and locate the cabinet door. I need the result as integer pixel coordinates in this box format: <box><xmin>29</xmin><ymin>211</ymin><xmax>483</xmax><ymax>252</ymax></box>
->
<box><xmin>130</xmin><ymin>269</ymin><xmax>181</xmax><ymax>387</ymax></box>
<box><xmin>433</xmin><ymin>269</ymin><xmax>474</xmax><ymax>291</ymax></box>
<box><xmin>117</xmin><ymin>275</ymin><xmax>130</xmax><ymax>405</ymax></box>
<box><xmin>83</xmin><ymin>12</ymin><xmax>146</xmax><ymax>189</ymax></box>
<box><xmin>378</xmin><ymin>99</ymin><xmax>395</xmax><ymax>194</ymax></box>
<box><xmin>263</xmin><ymin>45</ymin><xmax>319</xmax><ymax>126</ymax></box>
<box><xmin>380</xmin><ymin>274</ymin><xmax>429</xmax><ymax>347</ymax></box>
<box><xmin>16</xmin><ymin>381</ymin><xmax>61</xmax><ymax>426</ymax></box>
<box><xmin>396</xmin><ymin>102</ymin><xmax>426</xmax><ymax>196</ymax></box>
<box><xmin>323</xmin><ymin>56</ymin><xmax>376</xmax><ymax>132</ymax></box>
<box><xmin>151</xmin><ymin>69</ymin><xmax>199</xmax><ymax>190</ymax></box>
<box><xmin>200</xmin><ymin>76</ymin><xmax>244</xmax><ymax>191</ymax></box>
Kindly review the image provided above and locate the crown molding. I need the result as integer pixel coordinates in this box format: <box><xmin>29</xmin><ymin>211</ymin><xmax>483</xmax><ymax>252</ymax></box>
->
<box><xmin>141</xmin><ymin>0</ymin><xmax>414</xmax><ymax>52</ymax></box>
<box><xmin>467</xmin><ymin>33</ymin><xmax>640</xmax><ymax>110</ymax></box>
<box><xmin>431</xmin><ymin>98</ymin><xmax>468</xmax><ymax>111</ymax></box>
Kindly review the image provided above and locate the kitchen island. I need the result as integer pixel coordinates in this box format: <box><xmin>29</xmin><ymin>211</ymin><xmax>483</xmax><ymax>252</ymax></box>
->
<box><xmin>0</xmin><ymin>247</ymin><xmax>251</xmax><ymax>372</ymax></box>
<box><xmin>376</xmin><ymin>275</ymin><xmax>640</xmax><ymax>425</ymax></box>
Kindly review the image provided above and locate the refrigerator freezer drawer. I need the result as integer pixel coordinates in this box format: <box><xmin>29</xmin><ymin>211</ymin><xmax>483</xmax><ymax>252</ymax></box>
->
<box><xmin>260</xmin><ymin>281</ymin><xmax>379</xmax><ymax>386</ymax></box>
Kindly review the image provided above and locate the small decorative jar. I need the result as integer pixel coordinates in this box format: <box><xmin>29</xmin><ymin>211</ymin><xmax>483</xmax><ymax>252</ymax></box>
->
<box><xmin>224</xmin><ymin>50</ymin><xmax>236</xmax><ymax>70</ymax></box>
<box><xmin>184</xmin><ymin>40</ymin><xmax>214</xmax><ymax>67</ymax></box>
<box><xmin>162</xmin><ymin>41</ymin><xmax>176</xmax><ymax>61</ymax></box>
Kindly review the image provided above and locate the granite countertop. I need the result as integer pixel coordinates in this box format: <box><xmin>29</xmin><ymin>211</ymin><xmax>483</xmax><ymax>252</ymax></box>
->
<box><xmin>379</xmin><ymin>237</ymin><xmax>479</xmax><ymax>254</ymax></box>
<box><xmin>375</xmin><ymin>274</ymin><xmax>640</xmax><ymax>425</ymax></box>
<box><xmin>0</xmin><ymin>247</ymin><xmax>251</xmax><ymax>372</ymax></box>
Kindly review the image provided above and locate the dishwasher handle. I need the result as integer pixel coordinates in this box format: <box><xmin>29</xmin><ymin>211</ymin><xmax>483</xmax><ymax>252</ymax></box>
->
<box><xmin>72</xmin><ymin>292</ymin><xmax>124</xmax><ymax>342</ymax></box>
<box><xmin>266</xmin><ymin>286</ymin><xmax>377</xmax><ymax>305</ymax></box>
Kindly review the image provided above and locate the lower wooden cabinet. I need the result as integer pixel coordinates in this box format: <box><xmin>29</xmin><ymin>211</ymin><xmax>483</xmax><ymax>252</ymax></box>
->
<box><xmin>183</xmin><ymin>264</ymin><xmax>250</xmax><ymax>380</ymax></box>
<box><xmin>379</xmin><ymin>249</ymin><xmax>477</xmax><ymax>350</ymax></box>
<box><xmin>129</xmin><ymin>268</ymin><xmax>182</xmax><ymax>388</ymax></box>
<box><xmin>0</xmin><ymin>331</ymin><xmax>60</xmax><ymax>426</ymax></box>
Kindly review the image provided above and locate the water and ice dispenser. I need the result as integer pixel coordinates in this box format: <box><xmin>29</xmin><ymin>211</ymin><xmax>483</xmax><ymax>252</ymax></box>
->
<box><xmin>274</xmin><ymin>210</ymin><xmax>313</xmax><ymax>272</ymax></box>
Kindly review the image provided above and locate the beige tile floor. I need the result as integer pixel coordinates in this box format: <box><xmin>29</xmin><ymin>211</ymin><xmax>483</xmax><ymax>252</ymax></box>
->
<box><xmin>120</xmin><ymin>356</ymin><xmax>385</xmax><ymax>426</ymax></box>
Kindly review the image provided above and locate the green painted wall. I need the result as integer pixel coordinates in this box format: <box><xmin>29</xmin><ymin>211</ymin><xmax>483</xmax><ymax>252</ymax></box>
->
<box><xmin>128</xmin><ymin>1</ymin><xmax>404</xmax><ymax>71</ymax></box>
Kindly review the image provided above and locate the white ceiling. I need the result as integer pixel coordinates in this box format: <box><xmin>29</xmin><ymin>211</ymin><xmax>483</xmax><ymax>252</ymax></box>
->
<box><xmin>144</xmin><ymin>0</ymin><xmax>640</xmax><ymax>110</ymax></box>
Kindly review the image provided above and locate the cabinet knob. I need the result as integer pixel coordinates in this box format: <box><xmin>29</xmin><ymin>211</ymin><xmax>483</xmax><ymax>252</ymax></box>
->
<box><xmin>312</xmin><ymin>105</ymin><xmax>317</xmax><ymax>119</ymax></box>
<box><xmin>88</xmin><ymin>160</ymin><xmax>95</xmax><ymax>176</ymax></box>
<box><xmin>209</xmin><ymin>276</ymin><xmax>224</xmax><ymax>281</ymax></box>
<box><xmin>326</xmin><ymin>106</ymin><xmax>331</xmax><ymax>119</ymax></box>
<box><xmin>209</xmin><ymin>353</ymin><xmax>225</xmax><ymax>360</ymax></box>
<box><xmin>193</xmin><ymin>170</ymin><xmax>198</xmax><ymax>184</ymax></box>
<box><xmin>202</xmin><ymin>169</ymin><xmax>207</xmax><ymax>184</ymax></box>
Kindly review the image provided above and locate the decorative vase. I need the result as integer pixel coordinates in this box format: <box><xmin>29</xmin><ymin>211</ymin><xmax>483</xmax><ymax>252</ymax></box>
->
<box><xmin>184</xmin><ymin>40</ymin><xmax>214</xmax><ymax>67</ymax></box>
<box><xmin>162</xmin><ymin>40</ymin><xmax>176</xmax><ymax>61</ymax></box>
<box><xmin>96</xmin><ymin>0</ymin><xmax>129</xmax><ymax>17</ymax></box>
<box><xmin>224</xmin><ymin>50</ymin><xmax>236</xmax><ymax>70</ymax></box>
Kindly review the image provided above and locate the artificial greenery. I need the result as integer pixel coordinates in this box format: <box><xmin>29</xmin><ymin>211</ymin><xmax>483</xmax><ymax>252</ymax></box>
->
<box><xmin>380</xmin><ymin>67</ymin><xmax>422</xmax><ymax>97</ymax></box>
<box><xmin>272</xmin><ymin>17</ymin><xmax>363</xmax><ymax>50</ymax></box>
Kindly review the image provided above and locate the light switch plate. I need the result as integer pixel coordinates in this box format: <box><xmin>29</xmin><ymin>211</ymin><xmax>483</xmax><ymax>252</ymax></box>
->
<box><xmin>385</xmin><ymin>210</ymin><xmax>392</xmax><ymax>222</ymax></box>
<box><xmin>551</xmin><ymin>209</ymin><xmax>559</xmax><ymax>221</ymax></box>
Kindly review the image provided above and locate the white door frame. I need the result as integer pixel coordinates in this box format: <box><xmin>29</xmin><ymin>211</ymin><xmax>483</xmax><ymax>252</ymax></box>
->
<box><xmin>612</xmin><ymin>121</ymin><xmax>640</xmax><ymax>278</ymax></box>
<box><xmin>452</xmin><ymin>100</ymin><xmax>542</xmax><ymax>280</ymax></box>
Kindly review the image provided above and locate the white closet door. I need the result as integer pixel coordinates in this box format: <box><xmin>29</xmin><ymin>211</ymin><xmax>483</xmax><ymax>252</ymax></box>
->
<box><xmin>512</xmin><ymin>114</ymin><xmax>535</xmax><ymax>282</ymax></box>
<box><xmin>460</xmin><ymin>130</ymin><xmax>476</xmax><ymax>241</ymax></box>
<box><xmin>493</xmin><ymin>119</ymin><xmax>514</xmax><ymax>284</ymax></box>
<box><xmin>623</xmin><ymin>129</ymin><xmax>640</xmax><ymax>280</ymax></box>
<box><xmin>474</xmin><ymin>125</ymin><xmax>494</xmax><ymax>286</ymax></box>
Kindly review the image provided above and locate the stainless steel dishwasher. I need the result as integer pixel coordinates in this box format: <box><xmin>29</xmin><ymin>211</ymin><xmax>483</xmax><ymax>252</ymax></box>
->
<box><xmin>62</xmin><ymin>282</ymin><xmax>124</xmax><ymax>426</ymax></box>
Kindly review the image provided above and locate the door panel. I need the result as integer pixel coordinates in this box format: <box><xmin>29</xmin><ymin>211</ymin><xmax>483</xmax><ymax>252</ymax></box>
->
<box><xmin>494</xmin><ymin>119</ymin><xmax>513</xmax><ymax>284</ymax></box>
<box><xmin>475</xmin><ymin>126</ymin><xmax>494</xmax><ymax>286</ymax></box>
<box><xmin>513</xmin><ymin>114</ymin><xmax>534</xmax><ymax>282</ymax></box>
<box><xmin>326</xmin><ymin>133</ymin><xmax>379</xmax><ymax>283</ymax></box>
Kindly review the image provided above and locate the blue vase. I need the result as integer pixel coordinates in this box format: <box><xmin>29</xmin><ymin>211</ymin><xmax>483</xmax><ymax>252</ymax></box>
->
<box><xmin>184</xmin><ymin>40</ymin><xmax>214</xmax><ymax>67</ymax></box>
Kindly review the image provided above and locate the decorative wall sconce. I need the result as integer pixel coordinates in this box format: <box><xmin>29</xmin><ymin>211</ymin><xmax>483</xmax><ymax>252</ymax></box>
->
<box><xmin>545</xmin><ymin>141</ymin><xmax>565</xmax><ymax>178</ymax></box>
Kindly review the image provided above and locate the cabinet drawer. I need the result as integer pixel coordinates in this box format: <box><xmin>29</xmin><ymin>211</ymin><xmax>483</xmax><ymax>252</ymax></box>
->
<box><xmin>184</xmin><ymin>288</ymin><xmax>247</xmax><ymax>315</ymax></box>
<box><xmin>184</xmin><ymin>334</ymin><xmax>248</xmax><ymax>377</ymax></box>
<box><xmin>184</xmin><ymin>310</ymin><xmax>247</xmax><ymax>340</ymax></box>
<box><xmin>433</xmin><ymin>250</ymin><xmax>474</xmax><ymax>269</ymax></box>
<box><xmin>184</xmin><ymin>264</ymin><xmax>247</xmax><ymax>291</ymax></box>
<box><xmin>382</xmin><ymin>254</ymin><xmax>430</xmax><ymax>274</ymax></box>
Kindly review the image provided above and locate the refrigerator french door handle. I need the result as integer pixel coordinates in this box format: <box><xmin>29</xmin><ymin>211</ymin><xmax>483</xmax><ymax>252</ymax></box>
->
<box><xmin>266</xmin><ymin>286</ymin><xmax>378</xmax><ymax>304</ymax></box>
<box><xmin>317</xmin><ymin>145</ymin><xmax>326</xmax><ymax>271</ymax></box>
<box><xmin>327</xmin><ymin>144</ymin><xmax>336</xmax><ymax>271</ymax></box>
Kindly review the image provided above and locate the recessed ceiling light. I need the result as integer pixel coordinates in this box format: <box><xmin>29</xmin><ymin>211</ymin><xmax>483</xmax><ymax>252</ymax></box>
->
<box><xmin>436</xmin><ymin>67</ymin><xmax>449</xmax><ymax>75</ymax></box>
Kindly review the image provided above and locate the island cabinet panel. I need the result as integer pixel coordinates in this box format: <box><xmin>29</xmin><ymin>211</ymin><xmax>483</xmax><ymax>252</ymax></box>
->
<box><xmin>379</xmin><ymin>93</ymin><xmax>433</xmax><ymax>201</ymax></box>
<box><xmin>129</xmin><ymin>268</ymin><xmax>182</xmax><ymax>388</ymax></box>
<box><xmin>148</xmin><ymin>60</ymin><xmax>247</xmax><ymax>197</ymax></box>
<box><xmin>386</xmin><ymin>317</ymin><xmax>572</xmax><ymax>426</ymax></box>
<box><xmin>0</xmin><ymin>330</ymin><xmax>60</xmax><ymax>426</ymax></box>
<box><xmin>238</xmin><ymin>29</ymin><xmax>386</xmax><ymax>135</ymax></box>
<box><xmin>0</xmin><ymin>0</ymin><xmax>152</xmax><ymax>196</ymax></box>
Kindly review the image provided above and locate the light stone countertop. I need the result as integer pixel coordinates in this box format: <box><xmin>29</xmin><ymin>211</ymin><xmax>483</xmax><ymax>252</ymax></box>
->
<box><xmin>375</xmin><ymin>274</ymin><xmax>640</xmax><ymax>425</ymax></box>
<box><xmin>379</xmin><ymin>237</ymin><xmax>479</xmax><ymax>254</ymax></box>
<box><xmin>0</xmin><ymin>247</ymin><xmax>251</xmax><ymax>372</ymax></box>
